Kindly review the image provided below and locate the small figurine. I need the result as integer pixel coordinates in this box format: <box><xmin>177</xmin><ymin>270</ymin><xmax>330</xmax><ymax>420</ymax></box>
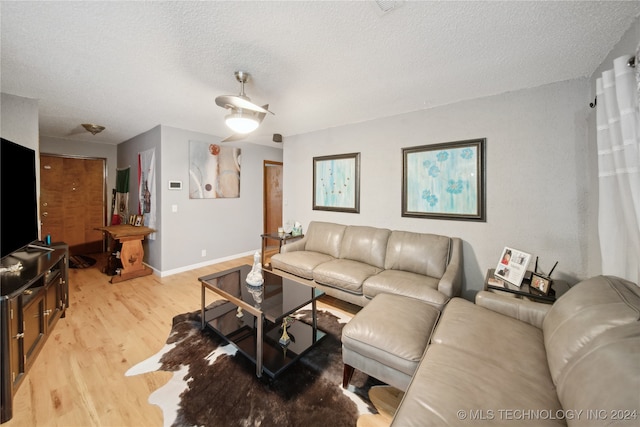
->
<box><xmin>279</xmin><ymin>317</ymin><xmax>294</xmax><ymax>346</ymax></box>
<box><xmin>246</xmin><ymin>250</ymin><xmax>264</xmax><ymax>286</ymax></box>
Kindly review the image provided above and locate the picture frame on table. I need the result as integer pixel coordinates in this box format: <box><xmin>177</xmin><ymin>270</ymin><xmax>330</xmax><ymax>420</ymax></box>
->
<box><xmin>402</xmin><ymin>138</ymin><xmax>486</xmax><ymax>221</ymax></box>
<box><xmin>129</xmin><ymin>214</ymin><xmax>136</xmax><ymax>225</ymax></box>
<box><xmin>312</xmin><ymin>152</ymin><xmax>360</xmax><ymax>213</ymax></box>
<box><xmin>530</xmin><ymin>273</ymin><xmax>552</xmax><ymax>295</ymax></box>
<box><xmin>134</xmin><ymin>215</ymin><xmax>144</xmax><ymax>227</ymax></box>
<box><xmin>494</xmin><ymin>246</ymin><xmax>531</xmax><ymax>287</ymax></box>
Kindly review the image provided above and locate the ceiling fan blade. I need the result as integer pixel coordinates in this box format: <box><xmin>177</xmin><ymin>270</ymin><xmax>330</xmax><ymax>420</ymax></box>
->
<box><xmin>215</xmin><ymin>95</ymin><xmax>273</xmax><ymax>114</ymax></box>
<box><xmin>255</xmin><ymin>105</ymin><xmax>269</xmax><ymax>124</ymax></box>
<box><xmin>221</xmin><ymin>133</ymin><xmax>247</xmax><ymax>143</ymax></box>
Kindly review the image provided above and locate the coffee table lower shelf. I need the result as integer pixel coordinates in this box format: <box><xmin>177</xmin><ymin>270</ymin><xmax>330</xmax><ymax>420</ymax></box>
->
<box><xmin>202</xmin><ymin>302</ymin><xmax>326</xmax><ymax>378</ymax></box>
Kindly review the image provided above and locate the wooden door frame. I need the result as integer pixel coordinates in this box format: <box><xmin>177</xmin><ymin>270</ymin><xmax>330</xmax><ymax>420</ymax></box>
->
<box><xmin>263</xmin><ymin>160</ymin><xmax>283</xmax><ymax>234</ymax></box>
<box><xmin>40</xmin><ymin>153</ymin><xmax>108</xmax><ymax>252</ymax></box>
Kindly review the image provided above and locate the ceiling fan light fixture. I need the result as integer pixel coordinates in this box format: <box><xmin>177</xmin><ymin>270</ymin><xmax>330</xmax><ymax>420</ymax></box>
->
<box><xmin>225</xmin><ymin>111</ymin><xmax>259</xmax><ymax>134</ymax></box>
<box><xmin>81</xmin><ymin>123</ymin><xmax>105</xmax><ymax>135</ymax></box>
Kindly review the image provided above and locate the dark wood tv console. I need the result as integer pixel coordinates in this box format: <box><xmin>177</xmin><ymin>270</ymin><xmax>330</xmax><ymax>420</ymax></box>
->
<box><xmin>0</xmin><ymin>242</ymin><xmax>69</xmax><ymax>423</ymax></box>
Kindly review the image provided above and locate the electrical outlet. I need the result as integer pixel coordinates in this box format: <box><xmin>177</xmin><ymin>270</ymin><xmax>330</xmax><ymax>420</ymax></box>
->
<box><xmin>201</xmin><ymin>249</ymin><xmax>206</xmax><ymax>257</ymax></box>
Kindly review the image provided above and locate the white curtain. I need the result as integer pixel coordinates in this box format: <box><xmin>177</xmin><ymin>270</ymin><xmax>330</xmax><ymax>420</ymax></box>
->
<box><xmin>596</xmin><ymin>51</ymin><xmax>640</xmax><ymax>284</ymax></box>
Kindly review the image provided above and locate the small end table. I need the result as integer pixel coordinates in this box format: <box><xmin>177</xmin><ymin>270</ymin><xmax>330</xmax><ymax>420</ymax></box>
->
<box><xmin>484</xmin><ymin>268</ymin><xmax>571</xmax><ymax>303</ymax></box>
<box><xmin>96</xmin><ymin>225</ymin><xmax>155</xmax><ymax>283</ymax></box>
<box><xmin>260</xmin><ymin>232</ymin><xmax>304</xmax><ymax>269</ymax></box>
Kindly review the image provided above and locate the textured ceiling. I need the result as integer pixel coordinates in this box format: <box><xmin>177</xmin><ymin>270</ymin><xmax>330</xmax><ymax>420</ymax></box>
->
<box><xmin>1</xmin><ymin>1</ymin><xmax>639</xmax><ymax>147</ymax></box>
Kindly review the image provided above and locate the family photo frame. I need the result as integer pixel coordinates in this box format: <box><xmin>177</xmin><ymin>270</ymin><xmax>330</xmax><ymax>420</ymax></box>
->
<box><xmin>494</xmin><ymin>246</ymin><xmax>531</xmax><ymax>287</ymax></box>
<box><xmin>530</xmin><ymin>272</ymin><xmax>552</xmax><ymax>295</ymax></box>
<box><xmin>402</xmin><ymin>138</ymin><xmax>486</xmax><ymax>221</ymax></box>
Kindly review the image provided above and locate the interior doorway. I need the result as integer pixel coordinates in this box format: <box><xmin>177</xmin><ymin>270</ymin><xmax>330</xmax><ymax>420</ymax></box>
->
<box><xmin>40</xmin><ymin>154</ymin><xmax>106</xmax><ymax>256</ymax></box>
<box><xmin>263</xmin><ymin>161</ymin><xmax>283</xmax><ymax>262</ymax></box>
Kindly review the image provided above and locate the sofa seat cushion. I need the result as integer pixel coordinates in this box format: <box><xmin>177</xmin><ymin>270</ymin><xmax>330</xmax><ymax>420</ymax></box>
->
<box><xmin>432</xmin><ymin>299</ymin><xmax>549</xmax><ymax>372</ymax></box>
<box><xmin>342</xmin><ymin>293</ymin><xmax>440</xmax><ymax>378</ymax></box>
<box><xmin>313</xmin><ymin>259</ymin><xmax>382</xmax><ymax>294</ymax></box>
<box><xmin>363</xmin><ymin>270</ymin><xmax>447</xmax><ymax>310</ymax></box>
<box><xmin>391</xmin><ymin>344</ymin><xmax>564</xmax><ymax>427</ymax></box>
<box><xmin>270</xmin><ymin>251</ymin><xmax>334</xmax><ymax>280</ymax></box>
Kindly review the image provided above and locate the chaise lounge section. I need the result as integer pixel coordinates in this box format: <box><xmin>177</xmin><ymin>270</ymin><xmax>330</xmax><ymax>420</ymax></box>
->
<box><xmin>270</xmin><ymin>221</ymin><xmax>462</xmax><ymax>310</ymax></box>
<box><xmin>374</xmin><ymin>275</ymin><xmax>640</xmax><ymax>426</ymax></box>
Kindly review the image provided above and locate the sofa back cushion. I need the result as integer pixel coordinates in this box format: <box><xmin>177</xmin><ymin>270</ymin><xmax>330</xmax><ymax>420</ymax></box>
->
<box><xmin>384</xmin><ymin>231</ymin><xmax>451</xmax><ymax>279</ymax></box>
<box><xmin>543</xmin><ymin>276</ymin><xmax>640</xmax><ymax>385</ymax></box>
<box><xmin>304</xmin><ymin>221</ymin><xmax>346</xmax><ymax>258</ymax></box>
<box><xmin>554</xmin><ymin>322</ymin><xmax>640</xmax><ymax>427</ymax></box>
<box><xmin>339</xmin><ymin>226</ymin><xmax>390</xmax><ymax>269</ymax></box>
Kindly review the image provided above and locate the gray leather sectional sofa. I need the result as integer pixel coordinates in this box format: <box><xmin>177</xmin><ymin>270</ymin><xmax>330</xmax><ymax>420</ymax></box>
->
<box><xmin>270</xmin><ymin>221</ymin><xmax>462</xmax><ymax>310</ymax></box>
<box><xmin>391</xmin><ymin>275</ymin><xmax>640</xmax><ymax>426</ymax></box>
<box><xmin>273</xmin><ymin>221</ymin><xmax>639</xmax><ymax>425</ymax></box>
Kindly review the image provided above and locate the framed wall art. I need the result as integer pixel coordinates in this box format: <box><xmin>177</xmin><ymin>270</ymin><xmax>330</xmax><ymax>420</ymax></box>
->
<box><xmin>189</xmin><ymin>140</ymin><xmax>241</xmax><ymax>199</ymax></box>
<box><xmin>402</xmin><ymin>138</ymin><xmax>486</xmax><ymax>221</ymax></box>
<box><xmin>313</xmin><ymin>152</ymin><xmax>360</xmax><ymax>213</ymax></box>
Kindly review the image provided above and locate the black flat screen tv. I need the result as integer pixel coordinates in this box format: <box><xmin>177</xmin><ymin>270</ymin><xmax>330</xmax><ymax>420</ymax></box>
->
<box><xmin>1</xmin><ymin>138</ymin><xmax>39</xmax><ymax>258</ymax></box>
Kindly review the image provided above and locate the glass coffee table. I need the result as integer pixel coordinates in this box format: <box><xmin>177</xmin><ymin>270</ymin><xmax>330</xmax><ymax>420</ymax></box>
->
<box><xmin>199</xmin><ymin>265</ymin><xmax>326</xmax><ymax>378</ymax></box>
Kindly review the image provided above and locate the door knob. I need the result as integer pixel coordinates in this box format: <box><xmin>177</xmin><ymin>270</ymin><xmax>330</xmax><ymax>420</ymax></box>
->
<box><xmin>42</xmin><ymin>212</ymin><xmax>48</xmax><ymax>217</ymax></box>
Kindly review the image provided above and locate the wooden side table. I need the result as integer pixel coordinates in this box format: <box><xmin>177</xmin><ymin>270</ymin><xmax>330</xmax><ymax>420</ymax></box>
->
<box><xmin>96</xmin><ymin>225</ymin><xmax>155</xmax><ymax>283</ymax></box>
<box><xmin>260</xmin><ymin>232</ymin><xmax>304</xmax><ymax>269</ymax></box>
<box><xmin>484</xmin><ymin>268</ymin><xmax>570</xmax><ymax>303</ymax></box>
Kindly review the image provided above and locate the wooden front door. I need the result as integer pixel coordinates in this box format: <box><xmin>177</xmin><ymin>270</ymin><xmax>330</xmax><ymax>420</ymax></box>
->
<box><xmin>40</xmin><ymin>155</ymin><xmax>106</xmax><ymax>255</ymax></box>
<box><xmin>263</xmin><ymin>161</ymin><xmax>283</xmax><ymax>256</ymax></box>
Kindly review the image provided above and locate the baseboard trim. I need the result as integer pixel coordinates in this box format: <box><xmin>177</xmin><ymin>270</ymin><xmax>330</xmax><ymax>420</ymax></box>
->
<box><xmin>157</xmin><ymin>249</ymin><xmax>257</xmax><ymax>277</ymax></box>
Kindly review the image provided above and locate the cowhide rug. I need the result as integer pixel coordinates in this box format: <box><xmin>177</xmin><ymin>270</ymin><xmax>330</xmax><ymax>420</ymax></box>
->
<box><xmin>126</xmin><ymin>303</ymin><xmax>378</xmax><ymax>427</ymax></box>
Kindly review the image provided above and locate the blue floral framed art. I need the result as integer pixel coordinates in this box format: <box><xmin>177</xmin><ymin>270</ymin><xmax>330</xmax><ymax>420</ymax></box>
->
<box><xmin>313</xmin><ymin>152</ymin><xmax>360</xmax><ymax>213</ymax></box>
<box><xmin>402</xmin><ymin>138</ymin><xmax>486</xmax><ymax>221</ymax></box>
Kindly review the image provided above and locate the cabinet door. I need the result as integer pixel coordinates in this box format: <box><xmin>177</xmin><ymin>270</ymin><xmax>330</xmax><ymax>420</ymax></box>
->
<box><xmin>8</xmin><ymin>298</ymin><xmax>23</xmax><ymax>387</ymax></box>
<box><xmin>22</xmin><ymin>293</ymin><xmax>45</xmax><ymax>367</ymax></box>
<box><xmin>45</xmin><ymin>279</ymin><xmax>61</xmax><ymax>329</ymax></box>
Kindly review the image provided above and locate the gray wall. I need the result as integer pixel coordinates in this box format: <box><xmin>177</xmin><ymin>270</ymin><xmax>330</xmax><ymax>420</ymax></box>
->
<box><xmin>117</xmin><ymin>125</ymin><xmax>162</xmax><ymax>269</ymax></box>
<box><xmin>282</xmin><ymin>78</ymin><xmax>591</xmax><ymax>299</ymax></box>
<box><xmin>117</xmin><ymin>125</ymin><xmax>283</xmax><ymax>274</ymax></box>
<box><xmin>1</xmin><ymin>93</ymin><xmax>41</xmax><ymax>236</ymax></box>
<box><xmin>1</xmin><ymin>93</ymin><xmax>39</xmax><ymax>151</ymax></box>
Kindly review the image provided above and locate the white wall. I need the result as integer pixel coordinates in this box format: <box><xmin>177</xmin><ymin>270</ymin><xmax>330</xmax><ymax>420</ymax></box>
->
<box><xmin>118</xmin><ymin>125</ymin><xmax>283</xmax><ymax>274</ymax></box>
<box><xmin>283</xmin><ymin>79</ymin><xmax>590</xmax><ymax>298</ymax></box>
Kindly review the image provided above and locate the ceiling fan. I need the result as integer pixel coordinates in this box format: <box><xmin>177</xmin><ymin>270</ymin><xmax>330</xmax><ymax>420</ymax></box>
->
<box><xmin>215</xmin><ymin>71</ymin><xmax>274</xmax><ymax>142</ymax></box>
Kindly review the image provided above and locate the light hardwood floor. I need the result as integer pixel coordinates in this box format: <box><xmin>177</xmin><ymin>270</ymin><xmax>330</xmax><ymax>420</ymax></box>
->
<box><xmin>4</xmin><ymin>252</ymin><xmax>357</xmax><ymax>427</ymax></box>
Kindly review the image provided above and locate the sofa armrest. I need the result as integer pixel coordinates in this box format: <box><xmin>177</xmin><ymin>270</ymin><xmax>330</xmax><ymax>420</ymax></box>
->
<box><xmin>437</xmin><ymin>237</ymin><xmax>463</xmax><ymax>298</ymax></box>
<box><xmin>475</xmin><ymin>291</ymin><xmax>550</xmax><ymax>329</ymax></box>
<box><xmin>280</xmin><ymin>237</ymin><xmax>307</xmax><ymax>253</ymax></box>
